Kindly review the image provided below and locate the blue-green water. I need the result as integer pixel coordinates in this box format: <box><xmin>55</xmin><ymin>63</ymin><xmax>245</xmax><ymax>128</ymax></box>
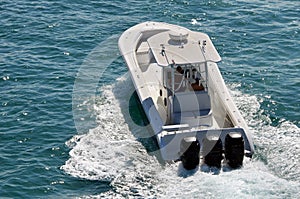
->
<box><xmin>1</xmin><ymin>0</ymin><xmax>299</xmax><ymax>198</ymax></box>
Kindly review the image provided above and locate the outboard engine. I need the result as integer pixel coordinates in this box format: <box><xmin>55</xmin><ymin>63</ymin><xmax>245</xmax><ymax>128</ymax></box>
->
<box><xmin>202</xmin><ymin>136</ymin><xmax>223</xmax><ymax>168</ymax></box>
<box><xmin>180</xmin><ymin>137</ymin><xmax>200</xmax><ymax>170</ymax></box>
<box><xmin>224</xmin><ymin>133</ymin><xmax>244</xmax><ymax>169</ymax></box>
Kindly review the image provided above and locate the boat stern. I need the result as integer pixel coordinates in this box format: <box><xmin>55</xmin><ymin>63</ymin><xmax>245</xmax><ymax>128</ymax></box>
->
<box><xmin>157</xmin><ymin>126</ymin><xmax>254</xmax><ymax>170</ymax></box>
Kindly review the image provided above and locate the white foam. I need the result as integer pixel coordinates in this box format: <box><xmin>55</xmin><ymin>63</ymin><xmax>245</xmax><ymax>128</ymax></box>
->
<box><xmin>190</xmin><ymin>18</ymin><xmax>201</xmax><ymax>26</ymax></box>
<box><xmin>229</xmin><ymin>83</ymin><xmax>300</xmax><ymax>183</ymax></box>
<box><xmin>191</xmin><ymin>18</ymin><xmax>198</xmax><ymax>25</ymax></box>
<box><xmin>64</xmin><ymin>75</ymin><xmax>148</xmax><ymax>176</ymax></box>
<box><xmin>62</xmin><ymin>75</ymin><xmax>300</xmax><ymax>198</ymax></box>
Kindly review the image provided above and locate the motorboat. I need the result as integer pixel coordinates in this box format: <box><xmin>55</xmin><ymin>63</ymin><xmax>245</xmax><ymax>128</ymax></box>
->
<box><xmin>118</xmin><ymin>22</ymin><xmax>254</xmax><ymax>170</ymax></box>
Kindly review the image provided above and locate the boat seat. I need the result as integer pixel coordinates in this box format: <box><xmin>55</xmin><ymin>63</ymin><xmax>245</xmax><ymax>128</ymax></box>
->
<box><xmin>170</xmin><ymin>91</ymin><xmax>212</xmax><ymax>126</ymax></box>
<box><xmin>136</xmin><ymin>41</ymin><xmax>149</xmax><ymax>54</ymax></box>
<box><xmin>172</xmin><ymin>111</ymin><xmax>212</xmax><ymax>126</ymax></box>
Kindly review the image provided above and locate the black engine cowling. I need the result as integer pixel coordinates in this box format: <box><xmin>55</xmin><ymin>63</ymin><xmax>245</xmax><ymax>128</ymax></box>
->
<box><xmin>180</xmin><ymin>137</ymin><xmax>200</xmax><ymax>170</ymax></box>
<box><xmin>202</xmin><ymin>137</ymin><xmax>223</xmax><ymax>168</ymax></box>
<box><xmin>225</xmin><ymin>133</ymin><xmax>244</xmax><ymax>169</ymax></box>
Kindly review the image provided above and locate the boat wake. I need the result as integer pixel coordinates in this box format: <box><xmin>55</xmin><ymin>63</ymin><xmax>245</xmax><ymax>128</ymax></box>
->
<box><xmin>61</xmin><ymin>74</ymin><xmax>300</xmax><ymax>198</ymax></box>
<box><xmin>229</xmin><ymin>84</ymin><xmax>300</xmax><ymax>183</ymax></box>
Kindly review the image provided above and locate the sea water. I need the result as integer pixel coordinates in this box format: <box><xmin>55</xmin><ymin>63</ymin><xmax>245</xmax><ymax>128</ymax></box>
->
<box><xmin>1</xmin><ymin>0</ymin><xmax>299</xmax><ymax>198</ymax></box>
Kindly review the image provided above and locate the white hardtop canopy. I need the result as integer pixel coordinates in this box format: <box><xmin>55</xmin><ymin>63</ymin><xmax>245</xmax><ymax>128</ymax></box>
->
<box><xmin>147</xmin><ymin>27</ymin><xmax>221</xmax><ymax>67</ymax></box>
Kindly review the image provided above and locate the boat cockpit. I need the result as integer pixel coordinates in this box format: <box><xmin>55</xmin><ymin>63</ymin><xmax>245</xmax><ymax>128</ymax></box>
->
<box><xmin>160</xmin><ymin>62</ymin><xmax>213</xmax><ymax>128</ymax></box>
<box><xmin>163</xmin><ymin>62</ymin><xmax>208</xmax><ymax>94</ymax></box>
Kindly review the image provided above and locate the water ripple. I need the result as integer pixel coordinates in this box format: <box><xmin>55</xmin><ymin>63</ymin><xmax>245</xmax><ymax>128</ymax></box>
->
<box><xmin>1</xmin><ymin>0</ymin><xmax>299</xmax><ymax>198</ymax></box>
